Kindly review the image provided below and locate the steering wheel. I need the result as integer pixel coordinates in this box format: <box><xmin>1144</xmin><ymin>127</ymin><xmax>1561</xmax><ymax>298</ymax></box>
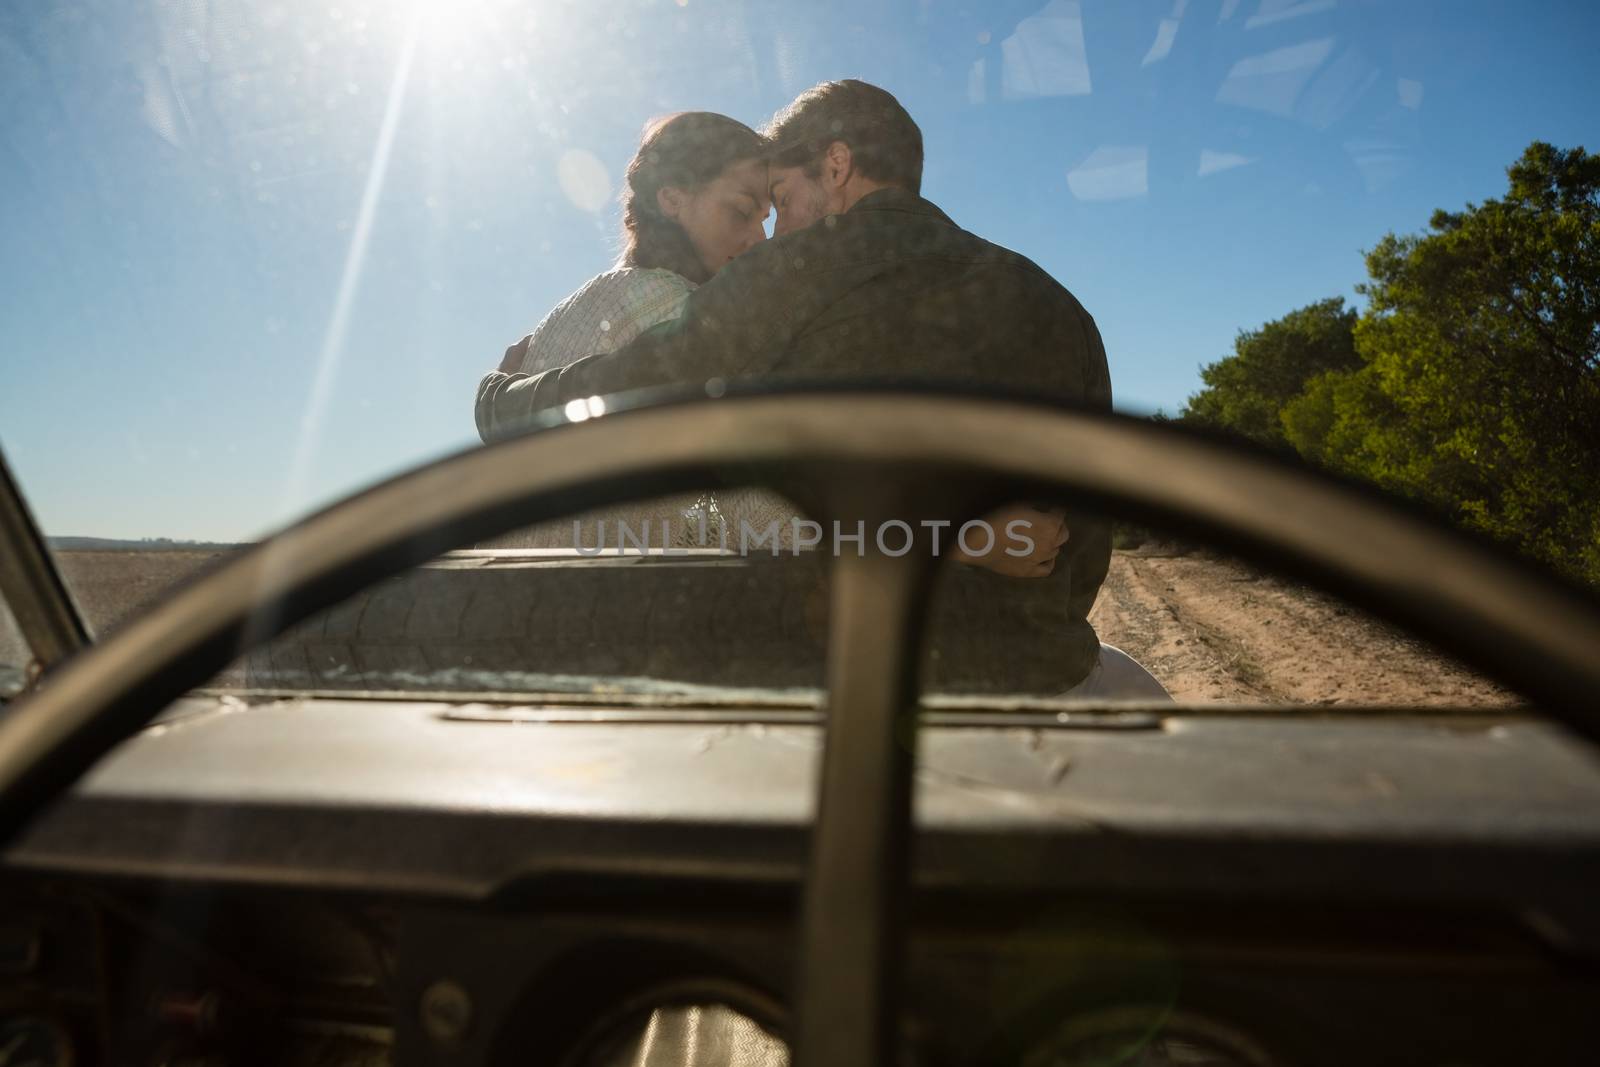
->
<box><xmin>3</xmin><ymin>386</ymin><xmax>1598</xmax><ymax>1067</ymax></box>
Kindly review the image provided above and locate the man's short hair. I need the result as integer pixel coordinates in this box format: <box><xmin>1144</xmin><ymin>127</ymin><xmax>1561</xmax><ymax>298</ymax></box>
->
<box><xmin>764</xmin><ymin>79</ymin><xmax>924</xmax><ymax>195</ymax></box>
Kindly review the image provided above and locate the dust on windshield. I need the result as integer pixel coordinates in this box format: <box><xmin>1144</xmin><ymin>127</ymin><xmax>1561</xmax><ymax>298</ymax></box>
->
<box><xmin>0</xmin><ymin>1</ymin><xmax>1590</xmax><ymax>708</ymax></box>
<box><xmin>167</xmin><ymin>515</ymin><xmax>1510</xmax><ymax>707</ymax></box>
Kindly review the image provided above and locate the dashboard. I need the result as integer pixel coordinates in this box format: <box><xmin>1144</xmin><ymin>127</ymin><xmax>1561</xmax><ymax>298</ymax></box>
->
<box><xmin>5</xmin><ymin>695</ymin><xmax>1600</xmax><ymax>1066</ymax></box>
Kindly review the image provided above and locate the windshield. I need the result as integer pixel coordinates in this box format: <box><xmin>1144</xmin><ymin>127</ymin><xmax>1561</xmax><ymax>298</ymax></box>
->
<box><xmin>1</xmin><ymin>0</ymin><xmax>1591</xmax><ymax>707</ymax></box>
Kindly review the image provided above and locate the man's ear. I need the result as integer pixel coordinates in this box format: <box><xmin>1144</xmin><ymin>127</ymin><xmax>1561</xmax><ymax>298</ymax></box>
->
<box><xmin>656</xmin><ymin>186</ymin><xmax>686</xmax><ymax>219</ymax></box>
<box><xmin>822</xmin><ymin>140</ymin><xmax>854</xmax><ymax>190</ymax></box>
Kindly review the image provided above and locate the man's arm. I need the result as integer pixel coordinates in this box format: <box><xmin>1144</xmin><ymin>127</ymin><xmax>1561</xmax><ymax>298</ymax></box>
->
<box><xmin>949</xmin><ymin>503</ymin><xmax>1070</xmax><ymax>578</ymax></box>
<box><xmin>476</xmin><ymin>368</ymin><xmax>562</xmax><ymax>443</ymax></box>
<box><xmin>476</xmin><ymin>244</ymin><xmax>801</xmax><ymax>442</ymax></box>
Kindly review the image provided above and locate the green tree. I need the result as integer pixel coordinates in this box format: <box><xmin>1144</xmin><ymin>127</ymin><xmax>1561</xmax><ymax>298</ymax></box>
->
<box><xmin>1182</xmin><ymin>298</ymin><xmax>1360</xmax><ymax>448</ymax></box>
<box><xmin>1282</xmin><ymin>142</ymin><xmax>1600</xmax><ymax>586</ymax></box>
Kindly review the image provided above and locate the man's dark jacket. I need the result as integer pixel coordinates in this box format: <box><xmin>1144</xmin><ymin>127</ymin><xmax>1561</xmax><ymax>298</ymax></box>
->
<box><xmin>477</xmin><ymin>188</ymin><xmax>1114</xmax><ymax>691</ymax></box>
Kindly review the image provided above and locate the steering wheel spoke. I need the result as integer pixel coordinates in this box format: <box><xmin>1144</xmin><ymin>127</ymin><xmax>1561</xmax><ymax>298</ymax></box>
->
<box><xmin>792</xmin><ymin>511</ymin><xmax>942</xmax><ymax>1067</ymax></box>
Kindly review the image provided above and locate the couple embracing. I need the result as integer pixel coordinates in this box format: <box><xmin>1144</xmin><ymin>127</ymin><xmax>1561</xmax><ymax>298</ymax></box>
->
<box><xmin>475</xmin><ymin>79</ymin><xmax>1168</xmax><ymax>701</ymax></box>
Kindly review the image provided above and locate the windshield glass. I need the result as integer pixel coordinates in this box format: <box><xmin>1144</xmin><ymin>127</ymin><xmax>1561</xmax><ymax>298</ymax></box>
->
<box><xmin>1</xmin><ymin>0</ymin><xmax>1590</xmax><ymax>707</ymax></box>
<box><xmin>174</xmin><ymin>520</ymin><xmax>1510</xmax><ymax>706</ymax></box>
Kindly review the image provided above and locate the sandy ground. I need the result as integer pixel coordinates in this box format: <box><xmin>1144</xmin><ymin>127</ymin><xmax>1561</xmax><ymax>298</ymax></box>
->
<box><xmin>1088</xmin><ymin>547</ymin><xmax>1514</xmax><ymax>705</ymax></box>
<box><xmin>3</xmin><ymin>549</ymin><xmax>1514</xmax><ymax>706</ymax></box>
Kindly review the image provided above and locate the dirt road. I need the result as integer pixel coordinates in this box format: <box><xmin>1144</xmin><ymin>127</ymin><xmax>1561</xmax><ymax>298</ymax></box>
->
<box><xmin>1088</xmin><ymin>548</ymin><xmax>1513</xmax><ymax>705</ymax></box>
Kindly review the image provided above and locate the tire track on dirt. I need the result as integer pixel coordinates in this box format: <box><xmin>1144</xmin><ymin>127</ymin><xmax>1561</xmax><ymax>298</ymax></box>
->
<box><xmin>1091</xmin><ymin>549</ymin><xmax>1514</xmax><ymax>705</ymax></box>
<box><xmin>1090</xmin><ymin>553</ymin><xmax>1280</xmax><ymax>703</ymax></box>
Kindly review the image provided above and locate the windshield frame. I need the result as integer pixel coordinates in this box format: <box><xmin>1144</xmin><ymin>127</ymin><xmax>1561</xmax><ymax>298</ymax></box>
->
<box><xmin>0</xmin><ymin>445</ymin><xmax>90</xmax><ymax>685</ymax></box>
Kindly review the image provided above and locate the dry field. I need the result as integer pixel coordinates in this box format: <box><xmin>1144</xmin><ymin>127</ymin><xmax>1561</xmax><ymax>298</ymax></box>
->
<box><xmin>4</xmin><ymin>548</ymin><xmax>1514</xmax><ymax>706</ymax></box>
<box><xmin>1</xmin><ymin>551</ymin><xmax>235</xmax><ymax>690</ymax></box>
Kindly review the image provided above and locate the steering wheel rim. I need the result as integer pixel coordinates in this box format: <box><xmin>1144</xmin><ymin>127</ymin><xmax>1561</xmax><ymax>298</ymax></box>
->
<box><xmin>3</xmin><ymin>385</ymin><xmax>1598</xmax><ymax>1067</ymax></box>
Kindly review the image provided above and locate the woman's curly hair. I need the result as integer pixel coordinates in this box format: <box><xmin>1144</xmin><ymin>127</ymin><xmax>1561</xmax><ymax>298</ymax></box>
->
<box><xmin>619</xmin><ymin>111</ymin><xmax>766</xmax><ymax>284</ymax></box>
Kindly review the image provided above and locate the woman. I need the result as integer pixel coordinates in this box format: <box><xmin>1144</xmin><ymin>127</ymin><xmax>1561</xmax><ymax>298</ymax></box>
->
<box><xmin>488</xmin><ymin>111</ymin><xmax>787</xmax><ymax>549</ymax></box>
<box><xmin>499</xmin><ymin>111</ymin><xmax>771</xmax><ymax>381</ymax></box>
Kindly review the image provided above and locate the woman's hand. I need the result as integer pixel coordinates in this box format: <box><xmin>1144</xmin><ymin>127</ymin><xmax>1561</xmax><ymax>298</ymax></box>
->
<box><xmin>949</xmin><ymin>503</ymin><xmax>1070</xmax><ymax>578</ymax></box>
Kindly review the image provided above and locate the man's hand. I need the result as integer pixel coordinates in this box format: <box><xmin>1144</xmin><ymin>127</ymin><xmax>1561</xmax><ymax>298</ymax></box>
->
<box><xmin>949</xmin><ymin>503</ymin><xmax>1070</xmax><ymax>578</ymax></box>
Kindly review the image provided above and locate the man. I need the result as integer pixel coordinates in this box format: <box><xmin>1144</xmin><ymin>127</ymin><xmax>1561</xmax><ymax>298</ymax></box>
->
<box><xmin>478</xmin><ymin>80</ymin><xmax>1116</xmax><ymax>692</ymax></box>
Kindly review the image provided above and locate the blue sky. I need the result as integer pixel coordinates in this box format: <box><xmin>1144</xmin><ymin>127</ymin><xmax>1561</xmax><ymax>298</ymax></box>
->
<box><xmin>1</xmin><ymin>0</ymin><xmax>1595</xmax><ymax>541</ymax></box>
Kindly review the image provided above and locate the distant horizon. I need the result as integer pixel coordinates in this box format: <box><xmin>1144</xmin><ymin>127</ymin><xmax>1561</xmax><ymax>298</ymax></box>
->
<box><xmin>48</xmin><ymin>535</ymin><xmax>250</xmax><ymax>550</ymax></box>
